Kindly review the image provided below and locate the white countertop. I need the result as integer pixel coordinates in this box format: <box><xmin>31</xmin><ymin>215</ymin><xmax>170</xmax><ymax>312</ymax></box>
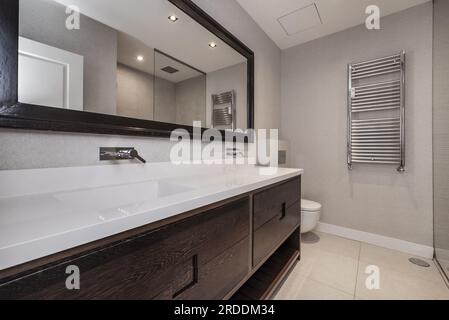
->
<box><xmin>0</xmin><ymin>163</ymin><xmax>303</xmax><ymax>270</ymax></box>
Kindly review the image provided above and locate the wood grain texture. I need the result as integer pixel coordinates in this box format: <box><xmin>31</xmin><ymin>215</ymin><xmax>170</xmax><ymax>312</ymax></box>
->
<box><xmin>0</xmin><ymin>197</ymin><xmax>250</xmax><ymax>300</ymax></box>
<box><xmin>0</xmin><ymin>194</ymin><xmax>249</xmax><ymax>281</ymax></box>
<box><xmin>175</xmin><ymin>238</ymin><xmax>250</xmax><ymax>300</ymax></box>
<box><xmin>253</xmin><ymin>177</ymin><xmax>301</xmax><ymax>230</ymax></box>
<box><xmin>253</xmin><ymin>201</ymin><xmax>301</xmax><ymax>267</ymax></box>
<box><xmin>232</xmin><ymin>229</ymin><xmax>300</xmax><ymax>300</ymax></box>
<box><xmin>0</xmin><ymin>0</ymin><xmax>18</xmax><ymax>106</ymax></box>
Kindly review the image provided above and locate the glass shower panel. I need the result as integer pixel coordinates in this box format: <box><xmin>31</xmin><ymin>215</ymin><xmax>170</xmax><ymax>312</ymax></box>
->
<box><xmin>433</xmin><ymin>0</ymin><xmax>449</xmax><ymax>282</ymax></box>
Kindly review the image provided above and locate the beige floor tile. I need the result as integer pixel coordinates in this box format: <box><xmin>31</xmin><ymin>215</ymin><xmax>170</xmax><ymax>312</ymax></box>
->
<box><xmin>438</xmin><ymin>259</ymin><xmax>449</xmax><ymax>270</ymax></box>
<box><xmin>355</xmin><ymin>262</ymin><xmax>449</xmax><ymax>300</ymax></box>
<box><xmin>435</xmin><ymin>259</ymin><xmax>449</xmax><ymax>289</ymax></box>
<box><xmin>436</xmin><ymin>258</ymin><xmax>449</xmax><ymax>279</ymax></box>
<box><xmin>277</xmin><ymin>232</ymin><xmax>449</xmax><ymax>300</ymax></box>
<box><xmin>360</xmin><ymin>243</ymin><xmax>443</xmax><ymax>284</ymax></box>
<box><xmin>275</xmin><ymin>275</ymin><xmax>353</xmax><ymax>300</ymax></box>
<box><xmin>295</xmin><ymin>246</ymin><xmax>358</xmax><ymax>295</ymax></box>
<box><xmin>302</xmin><ymin>232</ymin><xmax>361</xmax><ymax>260</ymax></box>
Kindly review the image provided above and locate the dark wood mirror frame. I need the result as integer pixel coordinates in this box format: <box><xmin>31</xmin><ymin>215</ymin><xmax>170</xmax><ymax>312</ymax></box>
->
<box><xmin>0</xmin><ymin>0</ymin><xmax>254</xmax><ymax>140</ymax></box>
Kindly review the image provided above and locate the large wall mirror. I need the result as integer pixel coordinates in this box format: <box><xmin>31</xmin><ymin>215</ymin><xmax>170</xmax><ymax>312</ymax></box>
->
<box><xmin>0</xmin><ymin>0</ymin><xmax>254</xmax><ymax>138</ymax></box>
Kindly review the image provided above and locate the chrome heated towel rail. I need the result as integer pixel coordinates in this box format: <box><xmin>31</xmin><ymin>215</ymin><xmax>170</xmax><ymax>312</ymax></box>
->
<box><xmin>348</xmin><ymin>52</ymin><xmax>405</xmax><ymax>172</ymax></box>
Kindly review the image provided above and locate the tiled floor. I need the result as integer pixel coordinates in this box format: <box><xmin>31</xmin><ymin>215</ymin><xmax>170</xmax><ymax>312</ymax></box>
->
<box><xmin>275</xmin><ymin>232</ymin><xmax>449</xmax><ymax>300</ymax></box>
<box><xmin>437</xmin><ymin>258</ymin><xmax>449</xmax><ymax>281</ymax></box>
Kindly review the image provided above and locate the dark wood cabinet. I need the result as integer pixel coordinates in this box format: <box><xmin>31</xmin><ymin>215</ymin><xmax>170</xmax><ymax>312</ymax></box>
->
<box><xmin>174</xmin><ymin>238</ymin><xmax>249</xmax><ymax>300</ymax></box>
<box><xmin>0</xmin><ymin>176</ymin><xmax>302</xmax><ymax>300</ymax></box>
<box><xmin>254</xmin><ymin>201</ymin><xmax>301</xmax><ymax>266</ymax></box>
<box><xmin>253</xmin><ymin>178</ymin><xmax>300</xmax><ymax>230</ymax></box>
<box><xmin>0</xmin><ymin>197</ymin><xmax>250</xmax><ymax>300</ymax></box>
<box><xmin>253</xmin><ymin>178</ymin><xmax>301</xmax><ymax>267</ymax></box>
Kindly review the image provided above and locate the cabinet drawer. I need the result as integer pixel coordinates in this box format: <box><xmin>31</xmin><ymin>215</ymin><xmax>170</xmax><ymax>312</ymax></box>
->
<box><xmin>253</xmin><ymin>201</ymin><xmax>301</xmax><ymax>267</ymax></box>
<box><xmin>0</xmin><ymin>197</ymin><xmax>250</xmax><ymax>300</ymax></box>
<box><xmin>253</xmin><ymin>177</ymin><xmax>300</xmax><ymax>230</ymax></box>
<box><xmin>168</xmin><ymin>237</ymin><xmax>250</xmax><ymax>300</ymax></box>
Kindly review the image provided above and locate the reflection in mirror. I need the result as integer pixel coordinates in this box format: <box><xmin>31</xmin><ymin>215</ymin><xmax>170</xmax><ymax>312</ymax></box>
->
<box><xmin>18</xmin><ymin>0</ymin><xmax>249</xmax><ymax>130</ymax></box>
<box><xmin>154</xmin><ymin>50</ymin><xmax>206</xmax><ymax>126</ymax></box>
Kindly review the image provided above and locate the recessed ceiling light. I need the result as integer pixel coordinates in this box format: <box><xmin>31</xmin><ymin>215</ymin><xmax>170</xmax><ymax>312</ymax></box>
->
<box><xmin>209</xmin><ymin>42</ymin><xmax>217</xmax><ymax>48</ymax></box>
<box><xmin>137</xmin><ymin>55</ymin><xmax>144</xmax><ymax>62</ymax></box>
<box><xmin>168</xmin><ymin>15</ymin><xmax>179</xmax><ymax>22</ymax></box>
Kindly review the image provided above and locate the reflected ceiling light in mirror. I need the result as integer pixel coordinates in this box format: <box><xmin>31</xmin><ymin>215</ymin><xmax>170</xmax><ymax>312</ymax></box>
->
<box><xmin>168</xmin><ymin>15</ymin><xmax>179</xmax><ymax>22</ymax></box>
<box><xmin>209</xmin><ymin>42</ymin><xmax>217</xmax><ymax>48</ymax></box>
<box><xmin>137</xmin><ymin>55</ymin><xmax>144</xmax><ymax>62</ymax></box>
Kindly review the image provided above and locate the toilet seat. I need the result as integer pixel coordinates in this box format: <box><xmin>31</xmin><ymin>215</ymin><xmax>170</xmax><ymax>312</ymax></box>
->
<box><xmin>301</xmin><ymin>199</ymin><xmax>322</xmax><ymax>212</ymax></box>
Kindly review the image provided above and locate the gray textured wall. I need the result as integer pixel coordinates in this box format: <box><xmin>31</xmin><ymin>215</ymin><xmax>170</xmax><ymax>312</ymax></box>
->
<box><xmin>118</xmin><ymin>64</ymin><xmax>207</xmax><ymax>125</ymax></box>
<box><xmin>19</xmin><ymin>0</ymin><xmax>117</xmax><ymax>115</ymax></box>
<box><xmin>0</xmin><ymin>129</ymin><xmax>178</xmax><ymax>169</ymax></box>
<box><xmin>281</xmin><ymin>3</ymin><xmax>434</xmax><ymax>246</ymax></box>
<box><xmin>175</xmin><ymin>75</ymin><xmax>206</xmax><ymax>126</ymax></box>
<box><xmin>433</xmin><ymin>0</ymin><xmax>449</xmax><ymax>260</ymax></box>
<box><xmin>154</xmin><ymin>76</ymin><xmax>176</xmax><ymax>124</ymax></box>
<box><xmin>117</xmin><ymin>64</ymin><xmax>154</xmax><ymax>121</ymax></box>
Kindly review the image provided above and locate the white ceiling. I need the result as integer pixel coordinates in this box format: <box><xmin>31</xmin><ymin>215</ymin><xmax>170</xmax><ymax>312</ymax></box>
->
<box><xmin>117</xmin><ymin>32</ymin><xmax>203</xmax><ymax>83</ymax></box>
<box><xmin>53</xmin><ymin>0</ymin><xmax>246</xmax><ymax>73</ymax></box>
<box><xmin>236</xmin><ymin>0</ymin><xmax>431</xmax><ymax>49</ymax></box>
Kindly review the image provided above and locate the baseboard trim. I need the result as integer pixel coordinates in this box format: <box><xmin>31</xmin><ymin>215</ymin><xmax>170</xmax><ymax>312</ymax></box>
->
<box><xmin>316</xmin><ymin>222</ymin><xmax>434</xmax><ymax>259</ymax></box>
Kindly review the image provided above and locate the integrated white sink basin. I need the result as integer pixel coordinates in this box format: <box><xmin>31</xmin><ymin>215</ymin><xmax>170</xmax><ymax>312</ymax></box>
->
<box><xmin>47</xmin><ymin>180</ymin><xmax>194</xmax><ymax>223</ymax></box>
<box><xmin>54</xmin><ymin>180</ymin><xmax>193</xmax><ymax>213</ymax></box>
<box><xmin>0</xmin><ymin>162</ymin><xmax>303</xmax><ymax>270</ymax></box>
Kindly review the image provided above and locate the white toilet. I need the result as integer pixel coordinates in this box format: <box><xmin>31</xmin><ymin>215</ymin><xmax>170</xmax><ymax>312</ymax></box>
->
<box><xmin>301</xmin><ymin>199</ymin><xmax>322</xmax><ymax>234</ymax></box>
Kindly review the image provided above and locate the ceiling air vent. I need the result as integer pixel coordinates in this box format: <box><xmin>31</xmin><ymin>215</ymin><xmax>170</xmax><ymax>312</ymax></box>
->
<box><xmin>278</xmin><ymin>3</ymin><xmax>322</xmax><ymax>36</ymax></box>
<box><xmin>161</xmin><ymin>66</ymin><xmax>179</xmax><ymax>74</ymax></box>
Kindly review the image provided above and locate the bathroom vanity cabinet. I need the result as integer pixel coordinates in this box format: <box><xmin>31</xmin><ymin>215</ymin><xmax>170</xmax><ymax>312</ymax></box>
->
<box><xmin>0</xmin><ymin>177</ymin><xmax>301</xmax><ymax>300</ymax></box>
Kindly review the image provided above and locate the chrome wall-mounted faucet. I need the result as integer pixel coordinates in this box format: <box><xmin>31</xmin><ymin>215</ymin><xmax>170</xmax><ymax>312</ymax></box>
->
<box><xmin>226</xmin><ymin>147</ymin><xmax>244</xmax><ymax>158</ymax></box>
<box><xmin>100</xmin><ymin>147</ymin><xmax>146</xmax><ymax>163</ymax></box>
